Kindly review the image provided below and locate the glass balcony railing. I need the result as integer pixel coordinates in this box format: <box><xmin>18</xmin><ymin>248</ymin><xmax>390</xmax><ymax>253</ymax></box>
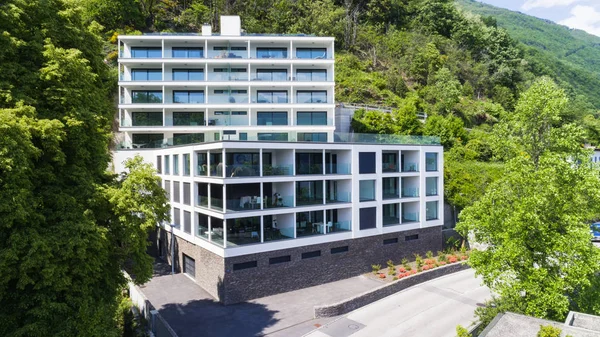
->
<box><xmin>329</xmin><ymin>220</ymin><xmax>351</xmax><ymax>233</ymax></box>
<box><xmin>207</xmin><ymin>115</ymin><xmax>248</xmax><ymax>126</ymax></box>
<box><xmin>262</xmin><ymin>164</ymin><xmax>293</xmax><ymax>176</ymax></box>
<box><xmin>226</xmin><ymin>165</ymin><xmax>260</xmax><ymax>177</ymax></box>
<box><xmin>207</xmin><ymin>95</ymin><xmax>249</xmax><ymax>104</ymax></box>
<box><xmin>402</xmin><ymin>162</ymin><xmax>419</xmax><ymax>172</ymax></box>
<box><xmin>251</xmin><ymin>73</ymin><xmax>289</xmax><ymax>81</ymax></box>
<box><xmin>207</xmin><ymin>73</ymin><xmax>248</xmax><ymax>81</ymax></box>
<box><xmin>264</xmin><ymin>195</ymin><xmax>293</xmax><ymax>208</ymax></box>
<box><xmin>296</xmin><ymin>164</ymin><xmax>323</xmax><ymax>175</ymax></box>
<box><xmin>325</xmin><ymin>163</ymin><xmax>351</xmax><ymax>174</ymax></box>
<box><xmin>165</xmin><ymin>117</ymin><xmax>206</xmax><ymax>126</ymax></box>
<box><xmin>296</xmin><ymin>196</ymin><xmax>323</xmax><ymax>206</ymax></box>
<box><xmin>326</xmin><ymin>192</ymin><xmax>351</xmax><ymax>204</ymax></box>
<box><xmin>383</xmin><ymin>189</ymin><xmax>400</xmax><ymax>199</ymax></box>
<box><xmin>196</xmin><ymin>195</ymin><xmax>209</xmax><ymax>208</ymax></box>
<box><xmin>402</xmin><ymin>212</ymin><xmax>419</xmax><ymax>223</ymax></box>
<box><xmin>402</xmin><ymin>187</ymin><xmax>419</xmax><ymax>198</ymax></box>
<box><xmin>226</xmin><ymin>197</ymin><xmax>262</xmax><ymax>212</ymax></box>
<box><xmin>207</xmin><ymin>50</ymin><xmax>248</xmax><ymax>59</ymax></box>
<box><xmin>383</xmin><ymin>216</ymin><xmax>400</xmax><ymax>227</ymax></box>
<box><xmin>210</xmin><ymin>197</ymin><xmax>223</xmax><ymax>211</ymax></box>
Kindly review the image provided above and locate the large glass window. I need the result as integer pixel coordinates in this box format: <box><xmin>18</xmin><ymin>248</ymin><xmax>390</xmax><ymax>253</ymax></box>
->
<box><xmin>173</xmin><ymin>154</ymin><xmax>179</xmax><ymax>175</ymax></box>
<box><xmin>382</xmin><ymin>152</ymin><xmax>398</xmax><ymax>172</ymax></box>
<box><xmin>296</xmin><ymin>48</ymin><xmax>327</xmax><ymax>59</ymax></box>
<box><xmin>256</xmin><ymin>69</ymin><xmax>287</xmax><ymax>81</ymax></box>
<box><xmin>132</xmin><ymin>112</ymin><xmax>162</xmax><ymax>126</ymax></box>
<box><xmin>131</xmin><ymin>91</ymin><xmax>163</xmax><ymax>103</ymax></box>
<box><xmin>173</xmin><ymin>207</ymin><xmax>181</xmax><ymax>227</ymax></box>
<box><xmin>257</xmin><ymin>133</ymin><xmax>288</xmax><ymax>141</ymax></box>
<box><xmin>173</xmin><ymin>69</ymin><xmax>204</xmax><ymax>81</ymax></box>
<box><xmin>359</xmin><ymin>152</ymin><xmax>376</xmax><ymax>174</ymax></box>
<box><xmin>426</xmin><ymin>201</ymin><xmax>439</xmax><ymax>220</ymax></box>
<box><xmin>298</xmin><ymin>133</ymin><xmax>327</xmax><ymax>142</ymax></box>
<box><xmin>173</xmin><ymin>112</ymin><xmax>204</xmax><ymax>126</ymax></box>
<box><xmin>296</xmin><ymin>152</ymin><xmax>323</xmax><ymax>175</ymax></box>
<box><xmin>296</xmin><ymin>69</ymin><xmax>327</xmax><ymax>81</ymax></box>
<box><xmin>426</xmin><ymin>153</ymin><xmax>438</xmax><ymax>171</ymax></box>
<box><xmin>164</xmin><ymin>180</ymin><xmax>171</xmax><ymax>200</ymax></box>
<box><xmin>172</xmin><ymin>47</ymin><xmax>203</xmax><ymax>58</ymax></box>
<box><xmin>296</xmin><ymin>210</ymin><xmax>325</xmax><ymax>236</ymax></box>
<box><xmin>297</xmin><ymin>111</ymin><xmax>327</xmax><ymax>125</ymax></box>
<box><xmin>196</xmin><ymin>153</ymin><xmax>207</xmax><ymax>176</ymax></box>
<box><xmin>131</xmin><ymin>69</ymin><xmax>162</xmax><ymax>81</ymax></box>
<box><xmin>296</xmin><ymin>90</ymin><xmax>327</xmax><ymax>103</ymax></box>
<box><xmin>382</xmin><ymin>177</ymin><xmax>399</xmax><ymax>199</ymax></box>
<box><xmin>257</xmin><ymin>111</ymin><xmax>288</xmax><ymax>125</ymax></box>
<box><xmin>173</xmin><ymin>90</ymin><xmax>204</xmax><ymax>104</ymax></box>
<box><xmin>183</xmin><ymin>154</ymin><xmax>190</xmax><ymax>176</ymax></box>
<box><xmin>256</xmin><ymin>90</ymin><xmax>288</xmax><ymax>103</ymax></box>
<box><xmin>197</xmin><ymin>213</ymin><xmax>209</xmax><ymax>240</ymax></box>
<box><xmin>256</xmin><ymin>48</ymin><xmax>288</xmax><ymax>58</ymax></box>
<box><xmin>227</xmin><ymin>217</ymin><xmax>261</xmax><ymax>246</ymax></box>
<box><xmin>359</xmin><ymin>207</ymin><xmax>376</xmax><ymax>230</ymax></box>
<box><xmin>359</xmin><ymin>180</ymin><xmax>376</xmax><ymax>202</ymax></box>
<box><xmin>183</xmin><ymin>210</ymin><xmax>191</xmax><ymax>233</ymax></box>
<box><xmin>173</xmin><ymin>133</ymin><xmax>204</xmax><ymax>145</ymax></box>
<box><xmin>173</xmin><ymin>181</ymin><xmax>180</xmax><ymax>203</ymax></box>
<box><xmin>210</xmin><ymin>217</ymin><xmax>224</xmax><ymax>246</ymax></box>
<box><xmin>296</xmin><ymin>181</ymin><xmax>323</xmax><ymax>206</ymax></box>
<box><xmin>131</xmin><ymin>47</ymin><xmax>161</xmax><ymax>58</ymax></box>
<box><xmin>383</xmin><ymin>204</ymin><xmax>400</xmax><ymax>226</ymax></box>
<box><xmin>131</xmin><ymin>133</ymin><xmax>163</xmax><ymax>148</ymax></box>
<box><xmin>164</xmin><ymin>155</ymin><xmax>170</xmax><ymax>175</ymax></box>
<box><xmin>426</xmin><ymin>177</ymin><xmax>438</xmax><ymax>196</ymax></box>
<box><xmin>157</xmin><ymin>155</ymin><xmax>162</xmax><ymax>174</ymax></box>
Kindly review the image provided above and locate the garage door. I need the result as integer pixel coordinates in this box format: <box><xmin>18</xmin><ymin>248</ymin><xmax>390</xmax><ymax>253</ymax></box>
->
<box><xmin>183</xmin><ymin>254</ymin><xmax>195</xmax><ymax>278</ymax></box>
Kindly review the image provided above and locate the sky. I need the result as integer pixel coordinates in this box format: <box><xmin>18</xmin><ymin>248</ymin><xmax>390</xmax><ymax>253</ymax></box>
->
<box><xmin>474</xmin><ymin>0</ymin><xmax>600</xmax><ymax>37</ymax></box>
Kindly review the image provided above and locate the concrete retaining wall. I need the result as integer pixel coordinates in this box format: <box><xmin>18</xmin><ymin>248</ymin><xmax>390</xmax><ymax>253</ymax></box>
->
<box><xmin>314</xmin><ymin>262</ymin><xmax>470</xmax><ymax>318</ymax></box>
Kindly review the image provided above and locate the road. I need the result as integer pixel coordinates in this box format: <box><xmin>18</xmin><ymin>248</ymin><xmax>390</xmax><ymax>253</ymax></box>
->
<box><xmin>304</xmin><ymin>269</ymin><xmax>491</xmax><ymax>337</ymax></box>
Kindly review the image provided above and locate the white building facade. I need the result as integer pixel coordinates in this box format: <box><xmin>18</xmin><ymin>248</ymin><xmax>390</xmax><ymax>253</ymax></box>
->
<box><xmin>114</xmin><ymin>16</ymin><xmax>444</xmax><ymax>304</ymax></box>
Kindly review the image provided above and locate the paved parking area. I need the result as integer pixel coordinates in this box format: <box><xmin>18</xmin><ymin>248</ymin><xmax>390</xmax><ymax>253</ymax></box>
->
<box><xmin>139</xmin><ymin>269</ymin><xmax>382</xmax><ymax>337</ymax></box>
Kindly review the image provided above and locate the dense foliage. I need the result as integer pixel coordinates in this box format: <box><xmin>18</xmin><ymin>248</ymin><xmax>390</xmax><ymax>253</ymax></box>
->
<box><xmin>457</xmin><ymin>78</ymin><xmax>600</xmax><ymax>325</ymax></box>
<box><xmin>0</xmin><ymin>1</ymin><xmax>169</xmax><ymax>336</ymax></box>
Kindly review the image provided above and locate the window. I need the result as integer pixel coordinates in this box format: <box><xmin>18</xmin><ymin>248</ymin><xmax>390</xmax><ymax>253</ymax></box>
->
<box><xmin>297</xmin><ymin>111</ymin><xmax>327</xmax><ymax>125</ymax></box>
<box><xmin>157</xmin><ymin>156</ymin><xmax>162</xmax><ymax>174</ymax></box>
<box><xmin>359</xmin><ymin>152</ymin><xmax>376</xmax><ymax>174</ymax></box>
<box><xmin>131</xmin><ymin>69</ymin><xmax>162</xmax><ymax>81</ymax></box>
<box><xmin>382</xmin><ymin>152</ymin><xmax>398</xmax><ymax>172</ymax></box>
<box><xmin>197</xmin><ymin>213</ymin><xmax>209</xmax><ymax>239</ymax></box>
<box><xmin>239</xmin><ymin>133</ymin><xmax>247</xmax><ymax>141</ymax></box>
<box><xmin>426</xmin><ymin>201</ymin><xmax>439</xmax><ymax>220</ymax></box>
<box><xmin>360</xmin><ymin>207</ymin><xmax>376</xmax><ymax>230</ymax></box>
<box><xmin>359</xmin><ymin>180</ymin><xmax>375</xmax><ymax>202</ymax></box>
<box><xmin>172</xmin><ymin>47</ymin><xmax>203</xmax><ymax>58</ymax></box>
<box><xmin>131</xmin><ymin>90</ymin><xmax>163</xmax><ymax>103</ymax></box>
<box><xmin>269</xmin><ymin>255</ymin><xmax>291</xmax><ymax>265</ymax></box>
<box><xmin>331</xmin><ymin>246</ymin><xmax>349</xmax><ymax>254</ymax></box>
<box><xmin>183</xmin><ymin>154</ymin><xmax>190</xmax><ymax>176</ymax></box>
<box><xmin>233</xmin><ymin>261</ymin><xmax>258</xmax><ymax>271</ymax></box>
<box><xmin>183</xmin><ymin>183</ymin><xmax>191</xmax><ymax>205</ymax></box>
<box><xmin>405</xmin><ymin>234</ymin><xmax>419</xmax><ymax>241</ymax></box>
<box><xmin>173</xmin><ymin>207</ymin><xmax>181</xmax><ymax>227</ymax></box>
<box><xmin>132</xmin><ymin>133</ymin><xmax>164</xmax><ymax>148</ymax></box>
<box><xmin>296</xmin><ymin>69</ymin><xmax>327</xmax><ymax>81</ymax></box>
<box><xmin>164</xmin><ymin>155</ymin><xmax>170</xmax><ymax>174</ymax></box>
<box><xmin>174</xmin><ymin>133</ymin><xmax>204</xmax><ymax>145</ymax></box>
<box><xmin>183</xmin><ymin>211</ymin><xmax>191</xmax><ymax>234</ymax></box>
<box><xmin>297</xmin><ymin>133</ymin><xmax>327</xmax><ymax>142</ymax></box>
<box><xmin>256</xmin><ymin>90</ymin><xmax>288</xmax><ymax>103</ymax></box>
<box><xmin>256</xmin><ymin>48</ymin><xmax>288</xmax><ymax>58</ymax></box>
<box><xmin>131</xmin><ymin>47</ymin><xmax>161</xmax><ymax>58</ymax></box>
<box><xmin>257</xmin><ymin>133</ymin><xmax>288</xmax><ymax>141</ymax></box>
<box><xmin>296</xmin><ymin>48</ymin><xmax>327</xmax><ymax>59</ymax></box>
<box><xmin>296</xmin><ymin>90</ymin><xmax>327</xmax><ymax>103</ymax></box>
<box><xmin>426</xmin><ymin>153</ymin><xmax>438</xmax><ymax>171</ymax></box>
<box><xmin>132</xmin><ymin>112</ymin><xmax>162</xmax><ymax>126</ymax></box>
<box><xmin>301</xmin><ymin>250</ymin><xmax>321</xmax><ymax>259</ymax></box>
<box><xmin>383</xmin><ymin>177</ymin><xmax>399</xmax><ymax>199</ymax></box>
<box><xmin>426</xmin><ymin>177</ymin><xmax>438</xmax><ymax>196</ymax></box>
<box><xmin>173</xmin><ymin>155</ymin><xmax>179</xmax><ymax>175</ymax></box>
<box><xmin>173</xmin><ymin>181</ymin><xmax>180</xmax><ymax>203</ymax></box>
<box><xmin>296</xmin><ymin>152</ymin><xmax>323</xmax><ymax>175</ymax></box>
<box><xmin>257</xmin><ymin>111</ymin><xmax>288</xmax><ymax>125</ymax></box>
<box><xmin>183</xmin><ymin>254</ymin><xmax>195</xmax><ymax>278</ymax></box>
<box><xmin>383</xmin><ymin>203</ymin><xmax>400</xmax><ymax>226</ymax></box>
<box><xmin>164</xmin><ymin>180</ymin><xmax>171</xmax><ymax>200</ymax></box>
<box><xmin>296</xmin><ymin>181</ymin><xmax>323</xmax><ymax>205</ymax></box>
<box><xmin>173</xmin><ymin>69</ymin><xmax>204</xmax><ymax>81</ymax></box>
<box><xmin>173</xmin><ymin>90</ymin><xmax>204</xmax><ymax>104</ymax></box>
<box><xmin>383</xmin><ymin>238</ymin><xmax>398</xmax><ymax>245</ymax></box>
<box><xmin>256</xmin><ymin>69</ymin><xmax>287</xmax><ymax>81</ymax></box>
<box><xmin>173</xmin><ymin>111</ymin><xmax>204</xmax><ymax>126</ymax></box>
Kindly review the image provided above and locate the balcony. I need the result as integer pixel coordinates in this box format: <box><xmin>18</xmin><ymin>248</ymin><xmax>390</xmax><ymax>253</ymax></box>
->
<box><xmin>207</xmin><ymin>73</ymin><xmax>248</xmax><ymax>81</ymax></box>
<box><xmin>402</xmin><ymin>212</ymin><xmax>419</xmax><ymax>223</ymax></box>
<box><xmin>262</xmin><ymin>164</ymin><xmax>293</xmax><ymax>176</ymax></box>
<box><xmin>325</xmin><ymin>163</ymin><xmax>351</xmax><ymax>175</ymax></box>
<box><xmin>402</xmin><ymin>187</ymin><xmax>419</xmax><ymax>198</ymax></box>
<box><xmin>207</xmin><ymin>94</ymin><xmax>249</xmax><ymax>104</ymax></box>
<box><xmin>326</xmin><ymin>192</ymin><xmax>351</xmax><ymax>204</ymax></box>
<box><xmin>207</xmin><ymin>50</ymin><xmax>248</xmax><ymax>59</ymax></box>
<box><xmin>263</xmin><ymin>195</ymin><xmax>293</xmax><ymax>209</ymax></box>
<box><xmin>402</xmin><ymin>162</ymin><xmax>419</xmax><ymax>172</ymax></box>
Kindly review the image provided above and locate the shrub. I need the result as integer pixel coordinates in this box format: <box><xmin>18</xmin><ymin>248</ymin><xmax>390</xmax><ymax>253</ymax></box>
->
<box><xmin>439</xmin><ymin>261</ymin><xmax>447</xmax><ymax>266</ymax></box>
<box><xmin>402</xmin><ymin>258</ymin><xmax>412</xmax><ymax>271</ymax></box>
<box><xmin>461</xmin><ymin>255</ymin><xmax>468</xmax><ymax>260</ymax></box>
<box><xmin>424</xmin><ymin>258</ymin><xmax>436</xmax><ymax>265</ymax></box>
<box><xmin>448</xmin><ymin>255</ymin><xmax>458</xmax><ymax>263</ymax></box>
<box><xmin>438</xmin><ymin>251</ymin><xmax>447</xmax><ymax>262</ymax></box>
<box><xmin>456</xmin><ymin>325</ymin><xmax>470</xmax><ymax>337</ymax></box>
<box><xmin>393</xmin><ymin>276</ymin><xmax>398</xmax><ymax>281</ymax></box>
<box><xmin>536</xmin><ymin>325</ymin><xmax>562</xmax><ymax>337</ymax></box>
<box><xmin>415</xmin><ymin>254</ymin><xmax>423</xmax><ymax>270</ymax></box>
<box><xmin>422</xmin><ymin>265</ymin><xmax>431</xmax><ymax>271</ymax></box>
<box><xmin>372</xmin><ymin>264</ymin><xmax>381</xmax><ymax>274</ymax></box>
<box><xmin>398</xmin><ymin>266</ymin><xmax>407</xmax><ymax>273</ymax></box>
<box><xmin>426</xmin><ymin>251</ymin><xmax>434</xmax><ymax>259</ymax></box>
<box><xmin>379</xmin><ymin>273</ymin><xmax>386</xmax><ymax>279</ymax></box>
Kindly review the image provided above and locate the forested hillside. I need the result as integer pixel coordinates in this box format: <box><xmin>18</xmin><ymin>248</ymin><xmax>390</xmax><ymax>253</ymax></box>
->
<box><xmin>456</xmin><ymin>0</ymin><xmax>600</xmax><ymax>109</ymax></box>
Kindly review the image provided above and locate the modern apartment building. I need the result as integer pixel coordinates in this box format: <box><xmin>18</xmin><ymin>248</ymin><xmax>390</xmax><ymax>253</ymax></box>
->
<box><xmin>113</xmin><ymin>16</ymin><xmax>444</xmax><ymax>304</ymax></box>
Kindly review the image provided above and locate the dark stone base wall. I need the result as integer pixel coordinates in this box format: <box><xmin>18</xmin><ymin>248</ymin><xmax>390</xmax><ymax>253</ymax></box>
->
<box><xmin>153</xmin><ymin>226</ymin><xmax>442</xmax><ymax>305</ymax></box>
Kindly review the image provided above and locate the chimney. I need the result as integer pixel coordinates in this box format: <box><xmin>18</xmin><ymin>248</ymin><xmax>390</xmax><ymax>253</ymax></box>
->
<box><xmin>220</xmin><ymin>15</ymin><xmax>241</xmax><ymax>36</ymax></box>
<box><xmin>201</xmin><ymin>24</ymin><xmax>211</xmax><ymax>36</ymax></box>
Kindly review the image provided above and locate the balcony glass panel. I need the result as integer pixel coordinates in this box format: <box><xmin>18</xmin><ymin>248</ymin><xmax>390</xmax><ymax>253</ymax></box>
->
<box><xmin>426</xmin><ymin>177</ymin><xmax>438</xmax><ymax>196</ymax></box>
<box><xmin>296</xmin><ymin>69</ymin><xmax>327</xmax><ymax>81</ymax></box>
<box><xmin>296</xmin><ymin>153</ymin><xmax>323</xmax><ymax>175</ymax></box>
<box><xmin>173</xmin><ymin>69</ymin><xmax>204</xmax><ymax>81</ymax></box>
<box><xmin>298</xmin><ymin>133</ymin><xmax>327</xmax><ymax>142</ymax></box>
<box><xmin>131</xmin><ymin>47</ymin><xmax>161</xmax><ymax>58</ymax></box>
<box><xmin>256</xmin><ymin>48</ymin><xmax>288</xmax><ymax>58</ymax></box>
<box><xmin>326</xmin><ymin>191</ymin><xmax>351</xmax><ymax>204</ymax></box>
<box><xmin>208</xmin><ymin>48</ymin><xmax>247</xmax><ymax>59</ymax></box>
<box><xmin>196</xmin><ymin>153</ymin><xmax>208</xmax><ymax>176</ymax></box>
<box><xmin>262</xmin><ymin>164</ymin><xmax>293</xmax><ymax>176</ymax></box>
<box><xmin>131</xmin><ymin>69</ymin><xmax>162</xmax><ymax>81</ymax></box>
<box><xmin>402</xmin><ymin>187</ymin><xmax>419</xmax><ymax>198</ymax></box>
<box><xmin>402</xmin><ymin>161</ymin><xmax>419</xmax><ymax>172</ymax></box>
<box><xmin>173</xmin><ymin>91</ymin><xmax>204</xmax><ymax>104</ymax></box>
<box><xmin>226</xmin><ymin>184</ymin><xmax>261</xmax><ymax>211</ymax></box>
<box><xmin>208</xmin><ymin>92</ymin><xmax>249</xmax><ymax>104</ymax></box>
<box><xmin>196</xmin><ymin>214</ymin><xmax>209</xmax><ymax>240</ymax></box>
<box><xmin>382</xmin><ymin>153</ymin><xmax>398</xmax><ymax>172</ymax></box>
<box><xmin>209</xmin><ymin>153</ymin><xmax>223</xmax><ymax>177</ymax></box>
<box><xmin>226</xmin><ymin>153</ymin><xmax>260</xmax><ymax>178</ymax></box>
<box><xmin>172</xmin><ymin>47</ymin><xmax>203</xmax><ymax>58</ymax></box>
<box><xmin>255</xmin><ymin>69</ymin><xmax>288</xmax><ymax>81</ymax></box>
<box><xmin>210</xmin><ymin>218</ymin><xmax>224</xmax><ymax>246</ymax></box>
<box><xmin>264</xmin><ymin>194</ymin><xmax>293</xmax><ymax>208</ymax></box>
<box><xmin>257</xmin><ymin>111</ymin><xmax>288</xmax><ymax>125</ymax></box>
<box><xmin>173</xmin><ymin>112</ymin><xmax>205</xmax><ymax>126</ymax></box>
<box><xmin>264</xmin><ymin>215</ymin><xmax>294</xmax><ymax>242</ymax></box>
<box><xmin>383</xmin><ymin>204</ymin><xmax>400</xmax><ymax>226</ymax></box>
<box><xmin>256</xmin><ymin>91</ymin><xmax>288</xmax><ymax>103</ymax></box>
<box><xmin>173</xmin><ymin>133</ymin><xmax>204</xmax><ymax>145</ymax></box>
<box><xmin>295</xmin><ymin>48</ymin><xmax>327</xmax><ymax>59</ymax></box>
<box><xmin>329</xmin><ymin>220</ymin><xmax>351</xmax><ymax>232</ymax></box>
<box><xmin>227</xmin><ymin>217</ymin><xmax>261</xmax><ymax>246</ymax></box>
<box><xmin>296</xmin><ymin>181</ymin><xmax>323</xmax><ymax>206</ymax></box>
<box><xmin>131</xmin><ymin>91</ymin><xmax>163</xmax><ymax>104</ymax></box>
<box><xmin>132</xmin><ymin>112</ymin><xmax>162</xmax><ymax>126</ymax></box>
<box><xmin>296</xmin><ymin>111</ymin><xmax>327</xmax><ymax>125</ymax></box>
<box><xmin>325</xmin><ymin>163</ymin><xmax>351</xmax><ymax>174</ymax></box>
<box><xmin>402</xmin><ymin>208</ymin><xmax>419</xmax><ymax>223</ymax></box>
<box><xmin>131</xmin><ymin>133</ymin><xmax>164</xmax><ymax>148</ymax></box>
<box><xmin>297</xmin><ymin>91</ymin><xmax>327</xmax><ymax>103</ymax></box>
<box><xmin>296</xmin><ymin>210</ymin><xmax>324</xmax><ymax>237</ymax></box>
<box><xmin>383</xmin><ymin>177</ymin><xmax>399</xmax><ymax>199</ymax></box>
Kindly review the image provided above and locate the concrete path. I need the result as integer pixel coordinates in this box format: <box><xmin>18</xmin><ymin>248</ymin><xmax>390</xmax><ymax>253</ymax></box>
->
<box><xmin>139</xmin><ymin>270</ymin><xmax>381</xmax><ymax>337</ymax></box>
<box><xmin>304</xmin><ymin>269</ymin><xmax>490</xmax><ymax>337</ymax></box>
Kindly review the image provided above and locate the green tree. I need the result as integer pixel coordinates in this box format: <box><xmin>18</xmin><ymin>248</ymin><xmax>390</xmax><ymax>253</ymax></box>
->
<box><xmin>423</xmin><ymin>114</ymin><xmax>468</xmax><ymax>149</ymax></box>
<box><xmin>457</xmin><ymin>78</ymin><xmax>600</xmax><ymax>324</ymax></box>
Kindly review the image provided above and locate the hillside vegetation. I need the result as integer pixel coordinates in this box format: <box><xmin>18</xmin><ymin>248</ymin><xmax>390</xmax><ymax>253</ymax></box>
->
<box><xmin>456</xmin><ymin>0</ymin><xmax>600</xmax><ymax>109</ymax></box>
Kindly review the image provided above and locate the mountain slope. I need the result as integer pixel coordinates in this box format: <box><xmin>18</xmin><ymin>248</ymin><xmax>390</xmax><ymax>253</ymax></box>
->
<box><xmin>456</xmin><ymin>0</ymin><xmax>600</xmax><ymax>108</ymax></box>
